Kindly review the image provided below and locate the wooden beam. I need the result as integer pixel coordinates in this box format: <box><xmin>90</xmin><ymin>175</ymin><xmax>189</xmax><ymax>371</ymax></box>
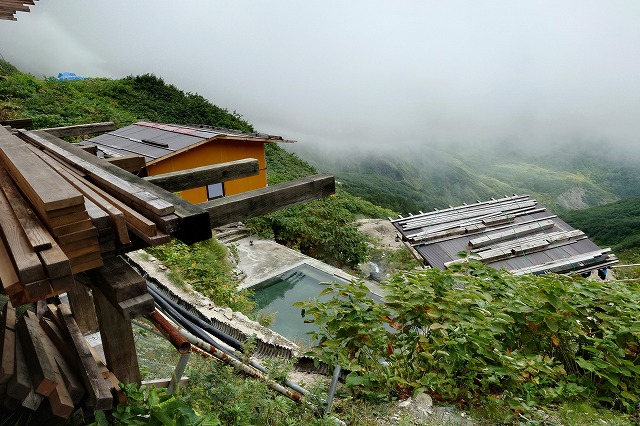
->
<box><xmin>144</xmin><ymin>158</ymin><xmax>260</xmax><ymax>192</ymax></box>
<box><xmin>66</xmin><ymin>276</ymin><xmax>99</xmax><ymax>334</ymax></box>
<box><xmin>57</xmin><ymin>304</ymin><xmax>113</xmax><ymax>410</ymax></box>
<box><xmin>39</xmin><ymin>122</ymin><xmax>117</xmax><ymax>138</ymax></box>
<box><xmin>1</xmin><ymin>0</ymin><xmax>35</xmax><ymax>5</ymax></box>
<box><xmin>0</xmin><ymin>237</ymin><xmax>21</xmax><ymax>296</ymax></box>
<box><xmin>0</xmin><ymin>175</ymin><xmax>48</xmax><ymax>285</ymax></box>
<box><xmin>6</xmin><ymin>338</ymin><xmax>30</xmax><ymax>401</ymax></box>
<box><xmin>105</xmin><ymin>155</ymin><xmax>146</xmax><ymax>173</ymax></box>
<box><xmin>0</xmin><ymin>4</ymin><xmax>29</xmax><ymax>12</ymax></box>
<box><xmin>40</xmin><ymin>331</ymin><xmax>84</xmax><ymax>404</ymax></box>
<box><xmin>0</xmin><ymin>167</ymin><xmax>54</xmax><ymax>251</ymax></box>
<box><xmin>25</xmin><ymin>130</ymin><xmax>212</xmax><ymax>245</ymax></box>
<box><xmin>201</xmin><ymin>174</ymin><xmax>335</xmax><ymax>228</ymax></box>
<box><xmin>16</xmin><ymin>312</ymin><xmax>58</xmax><ymax>396</ymax></box>
<box><xmin>92</xmin><ymin>284</ymin><xmax>142</xmax><ymax>385</ymax></box>
<box><xmin>0</xmin><ymin>302</ymin><xmax>16</xmax><ymax>384</ymax></box>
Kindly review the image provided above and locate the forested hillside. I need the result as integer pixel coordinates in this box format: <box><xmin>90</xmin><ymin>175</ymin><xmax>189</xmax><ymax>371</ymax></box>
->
<box><xmin>292</xmin><ymin>141</ymin><xmax>640</xmax><ymax>215</ymax></box>
<box><xmin>562</xmin><ymin>196</ymin><xmax>640</xmax><ymax>253</ymax></box>
<box><xmin>0</xmin><ymin>60</ymin><xmax>391</xmax><ymax>268</ymax></box>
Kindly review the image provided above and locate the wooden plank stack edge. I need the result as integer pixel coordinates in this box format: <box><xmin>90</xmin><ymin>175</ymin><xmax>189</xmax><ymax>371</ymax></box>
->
<box><xmin>0</xmin><ymin>126</ymin><xmax>210</xmax><ymax>308</ymax></box>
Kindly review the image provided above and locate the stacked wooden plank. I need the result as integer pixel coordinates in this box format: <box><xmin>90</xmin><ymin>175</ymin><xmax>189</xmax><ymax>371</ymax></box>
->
<box><xmin>0</xmin><ymin>131</ymin><xmax>99</xmax><ymax>306</ymax></box>
<box><xmin>0</xmin><ymin>0</ymin><xmax>37</xmax><ymax>21</ymax></box>
<box><xmin>21</xmin><ymin>130</ymin><xmax>211</xmax><ymax>245</ymax></box>
<box><xmin>0</xmin><ymin>301</ymin><xmax>116</xmax><ymax>419</ymax></box>
<box><xmin>0</xmin><ymin>126</ymin><xmax>212</xmax><ymax>308</ymax></box>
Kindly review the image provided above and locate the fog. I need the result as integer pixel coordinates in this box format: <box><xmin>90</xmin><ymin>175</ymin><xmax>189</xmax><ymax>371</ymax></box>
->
<box><xmin>1</xmin><ymin>1</ymin><xmax>640</xmax><ymax>155</ymax></box>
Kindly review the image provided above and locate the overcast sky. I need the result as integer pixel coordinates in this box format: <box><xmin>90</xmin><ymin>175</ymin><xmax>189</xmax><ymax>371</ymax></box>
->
<box><xmin>1</xmin><ymin>1</ymin><xmax>639</xmax><ymax>154</ymax></box>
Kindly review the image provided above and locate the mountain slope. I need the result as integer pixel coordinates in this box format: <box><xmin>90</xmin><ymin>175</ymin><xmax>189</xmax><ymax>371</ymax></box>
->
<box><xmin>291</xmin><ymin>141</ymin><xmax>640</xmax><ymax>214</ymax></box>
<box><xmin>562</xmin><ymin>196</ymin><xmax>640</xmax><ymax>252</ymax></box>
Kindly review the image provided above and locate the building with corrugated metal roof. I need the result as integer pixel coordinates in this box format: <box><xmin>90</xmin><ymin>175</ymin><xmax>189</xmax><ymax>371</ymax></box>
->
<box><xmin>85</xmin><ymin>122</ymin><xmax>294</xmax><ymax>204</ymax></box>
<box><xmin>392</xmin><ymin>195</ymin><xmax>617</xmax><ymax>276</ymax></box>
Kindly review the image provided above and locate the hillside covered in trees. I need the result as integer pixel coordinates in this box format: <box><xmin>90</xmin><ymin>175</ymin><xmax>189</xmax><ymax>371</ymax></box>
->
<box><xmin>292</xmin><ymin>141</ymin><xmax>640</xmax><ymax>215</ymax></box>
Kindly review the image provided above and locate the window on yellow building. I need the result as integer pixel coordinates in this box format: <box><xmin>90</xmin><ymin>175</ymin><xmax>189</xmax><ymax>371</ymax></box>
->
<box><xmin>207</xmin><ymin>182</ymin><xmax>225</xmax><ymax>200</ymax></box>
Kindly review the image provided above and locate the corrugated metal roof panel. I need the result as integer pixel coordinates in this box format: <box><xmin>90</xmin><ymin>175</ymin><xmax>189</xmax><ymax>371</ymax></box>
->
<box><xmin>86</xmin><ymin>121</ymin><xmax>291</xmax><ymax>163</ymax></box>
<box><xmin>416</xmin><ymin>245</ymin><xmax>451</xmax><ymax>269</ymax></box>
<box><xmin>395</xmin><ymin>196</ymin><xmax>616</xmax><ymax>275</ymax></box>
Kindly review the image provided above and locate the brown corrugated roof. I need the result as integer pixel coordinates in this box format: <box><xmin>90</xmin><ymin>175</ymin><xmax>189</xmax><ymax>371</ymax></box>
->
<box><xmin>393</xmin><ymin>195</ymin><xmax>617</xmax><ymax>276</ymax></box>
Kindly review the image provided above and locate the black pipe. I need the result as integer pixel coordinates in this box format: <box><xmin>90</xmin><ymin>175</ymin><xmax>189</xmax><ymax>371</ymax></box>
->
<box><xmin>147</xmin><ymin>284</ymin><xmax>243</xmax><ymax>351</ymax></box>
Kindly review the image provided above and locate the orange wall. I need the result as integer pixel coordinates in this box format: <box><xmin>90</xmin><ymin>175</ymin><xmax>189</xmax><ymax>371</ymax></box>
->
<box><xmin>146</xmin><ymin>140</ymin><xmax>267</xmax><ymax>204</ymax></box>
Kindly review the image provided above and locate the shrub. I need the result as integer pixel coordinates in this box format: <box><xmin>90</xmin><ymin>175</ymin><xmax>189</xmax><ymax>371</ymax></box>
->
<box><xmin>298</xmin><ymin>262</ymin><xmax>640</xmax><ymax>415</ymax></box>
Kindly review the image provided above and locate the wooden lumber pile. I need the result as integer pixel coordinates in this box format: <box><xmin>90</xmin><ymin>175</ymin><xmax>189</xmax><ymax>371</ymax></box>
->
<box><xmin>0</xmin><ymin>133</ymin><xmax>99</xmax><ymax>306</ymax></box>
<box><xmin>0</xmin><ymin>126</ymin><xmax>211</xmax><ymax>308</ymax></box>
<box><xmin>21</xmin><ymin>129</ymin><xmax>211</xmax><ymax>245</ymax></box>
<box><xmin>0</xmin><ymin>301</ymin><xmax>117</xmax><ymax>419</ymax></box>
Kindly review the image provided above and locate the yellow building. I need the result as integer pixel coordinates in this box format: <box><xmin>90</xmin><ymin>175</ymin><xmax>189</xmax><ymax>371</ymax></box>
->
<box><xmin>86</xmin><ymin>122</ymin><xmax>293</xmax><ymax>204</ymax></box>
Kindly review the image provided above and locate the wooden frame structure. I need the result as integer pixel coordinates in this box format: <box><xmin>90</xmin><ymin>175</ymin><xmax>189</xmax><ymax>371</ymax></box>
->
<box><xmin>0</xmin><ymin>121</ymin><xmax>336</xmax><ymax>418</ymax></box>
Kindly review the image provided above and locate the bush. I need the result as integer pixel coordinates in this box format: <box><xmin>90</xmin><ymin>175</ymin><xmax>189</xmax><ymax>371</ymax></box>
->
<box><xmin>146</xmin><ymin>239</ymin><xmax>255</xmax><ymax>314</ymax></box>
<box><xmin>298</xmin><ymin>262</ymin><xmax>640</xmax><ymax>415</ymax></box>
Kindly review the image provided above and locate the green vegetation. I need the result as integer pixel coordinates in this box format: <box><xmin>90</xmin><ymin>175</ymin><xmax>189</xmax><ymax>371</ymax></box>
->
<box><xmin>249</xmin><ymin>143</ymin><xmax>395</xmax><ymax>269</ymax></box>
<box><xmin>561</xmin><ymin>197</ymin><xmax>640</xmax><ymax>278</ymax></box>
<box><xmin>297</xmin><ymin>262</ymin><xmax>640</xmax><ymax>422</ymax></box>
<box><xmin>297</xmin><ymin>142</ymin><xmax>640</xmax><ymax>215</ymax></box>
<box><xmin>0</xmin><ymin>60</ymin><xmax>252</xmax><ymax>131</ymax></box>
<box><xmin>145</xmin><ymin>239</ymin><xmax>255</xmax><ymax>314</ymax></box>
<box><xmin>248</xmin><ymin>188</ymin><xmax>394</xmax><ymax>269</ymax></box>
<box><xmin>92</xmin><ymin>384</ymin><xmax>217</xmax><ymax>426</ymax></box>
<box><xmin>561</xmin><ymin>196</ymin><xmax>640</xmax><ymax>252</ymax></box>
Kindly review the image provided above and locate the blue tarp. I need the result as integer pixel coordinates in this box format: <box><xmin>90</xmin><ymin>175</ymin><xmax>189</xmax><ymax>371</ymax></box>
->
<box><xmin>56</xmin><ymin>72</ymin><xmax>87</xmax><ymax>81</ymax></box>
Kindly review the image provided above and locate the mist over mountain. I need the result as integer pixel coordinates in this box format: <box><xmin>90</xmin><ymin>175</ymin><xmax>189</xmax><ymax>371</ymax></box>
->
<box><xmin>288</xmin><ymin>139</ymin><xmax>640</xmax><ymax>214</ymax></box>
<box><xmin>2</xmin><ymin>1</ymin><xmax>640</xmax><ymax>160</ymax></box>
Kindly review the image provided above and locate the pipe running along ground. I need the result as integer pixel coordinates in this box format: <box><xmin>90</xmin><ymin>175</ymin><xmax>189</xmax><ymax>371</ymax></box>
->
<box><xmin>147</xmin><ymin>283</ymin><xmax>243</xmax><ymax>351</ymax></box>
<box><xmin>149</xmin><ymin>285</ymin><xmax>312</xmax><ymax>397</ymax></box>
<box><xmin>153</xmin><ymin>309</ymin><xmax>303</xmax><ymax>403</ymax></box>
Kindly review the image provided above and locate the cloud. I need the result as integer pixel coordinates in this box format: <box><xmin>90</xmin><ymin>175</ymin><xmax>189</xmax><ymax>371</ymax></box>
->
<box><xmin>1</xmin><ymin>0</ymin><xmax>640</xmax><ymax>154</ymax></box>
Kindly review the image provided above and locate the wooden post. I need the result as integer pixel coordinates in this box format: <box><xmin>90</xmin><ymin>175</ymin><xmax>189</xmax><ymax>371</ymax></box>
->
<box><xmin>67</xmin><ymin>276</ymin><xmax>99</xmax><ymax>334</ymax></box>
<box><xmin>39</xmin><ymin>122</ymin><xmax>116</xmax><ymax>138</ymax></box>
<box><xmin>92</xmin><ymin>283</ymin><xmax>141</xmax><ymax>385</ymax></box>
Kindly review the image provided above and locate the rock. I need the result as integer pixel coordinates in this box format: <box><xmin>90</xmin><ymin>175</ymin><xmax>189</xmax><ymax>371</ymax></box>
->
<box><xmin>398</xmin><ymin>398</ymin><xmax>412</xmax><ymax>408</ymax></box>
<box><xmin>397</xmin><ymin>393</ymin><xmax>434</xmax><ymax>423</ymax></box>
<box><xmin>370</xmin><ymin>271</ymin><xmax>388</xmax><ymax>282</ymax></box>
<box><xmin>414</xmin><ymin>392</ymin><xmax>433</xmax><ymax>410</ymax></box>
